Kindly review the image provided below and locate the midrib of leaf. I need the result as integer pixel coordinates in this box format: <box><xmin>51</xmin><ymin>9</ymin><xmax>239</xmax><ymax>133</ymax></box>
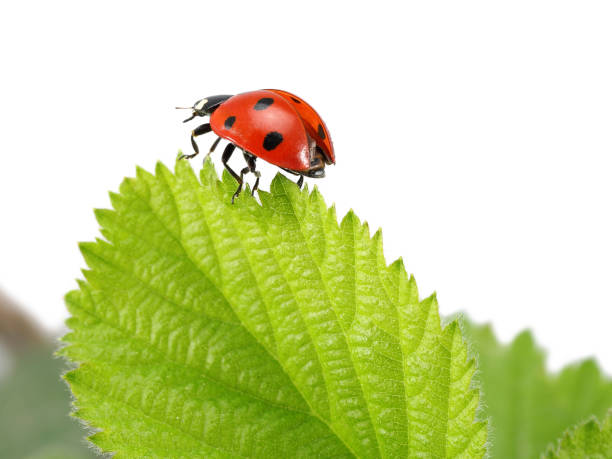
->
<box><xmin>201</xmin><ymin>172</ymin><xmax>379</xmax><ymax>457</ymax></box>
<box><xmin>258</xmin><ymin>209</ymin><xmax>363</xmax><ymax>457</ymax></box>
<box><xmin>274</xmin><ymin>178</ymin><xmax>384</xmax><ymax>458</ymax></box>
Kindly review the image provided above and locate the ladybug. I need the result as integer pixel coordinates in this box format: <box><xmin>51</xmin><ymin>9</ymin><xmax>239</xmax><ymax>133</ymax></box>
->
<box><xmin>177</xmin><ymin>89</ymin><xmax>335</xmax><ymax>202</ymax></box>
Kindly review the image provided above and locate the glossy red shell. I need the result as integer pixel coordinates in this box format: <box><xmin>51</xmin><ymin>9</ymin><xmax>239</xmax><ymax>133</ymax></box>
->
<box><xmin>209</xmin><ymin>89</ymin><xmax>334</xmax><ymax>172</ymax></box>
<box><xmin>266</xmin><ymin>89</ymin><xmax>335</xmax><ymax>165</ymax></box>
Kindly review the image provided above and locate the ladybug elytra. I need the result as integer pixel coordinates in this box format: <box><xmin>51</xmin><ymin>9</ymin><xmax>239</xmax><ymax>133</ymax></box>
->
<box><xmin>177</xmin><ymin>89</ymin><xmax>335</xmax><ymax>202</ymax></box>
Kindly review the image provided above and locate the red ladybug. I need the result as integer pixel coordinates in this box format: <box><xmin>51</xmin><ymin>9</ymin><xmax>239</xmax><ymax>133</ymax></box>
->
<box><xmin>177</xmin><ymin>89</ymin><xmax>335</xmax><ymax>202</ymax></box>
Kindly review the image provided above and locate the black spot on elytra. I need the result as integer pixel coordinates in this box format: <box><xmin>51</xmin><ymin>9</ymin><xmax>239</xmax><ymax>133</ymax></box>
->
<box><xmin>224</xmin><ymin>116</ymin><xmax>236</xmax><ymax>129</ymax></box>
<box><xmin>317</xmin><ymin>124</ymin><xmax>326</xmax><ymax>140</ymax></box>
<box><xmin>291</xmin><ymin>97</ymin><xmax>301</xmax><ymax>104</ymax></box>
<box><xmin>263</xmin><ymin>131</ymin><xmax>283</xmax><ymax>151</ymax></box>
<box><xmin>254</xmin><ymin>97</ymin><xmax>274</xmax><ymax>110</ymax></box>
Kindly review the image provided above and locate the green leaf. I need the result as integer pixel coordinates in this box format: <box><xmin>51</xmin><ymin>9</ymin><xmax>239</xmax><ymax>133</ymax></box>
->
<box><xmin>543</xmin><ymin>410</ymin><xmax>612</xmax><ymax>458</ymax></box>
<box><xmin>462</xmin><ymin>319</ymin><xmax>612</xmax><ymax>458</ymax></box>
<box><xmin>60</xmin><ymin>159</ymin><xmax>487</xmax><ymax>458</ymax></box>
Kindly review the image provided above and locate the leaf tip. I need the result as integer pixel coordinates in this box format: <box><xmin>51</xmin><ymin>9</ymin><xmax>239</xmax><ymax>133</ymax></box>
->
<box><xmin>310</xmin><ymin>183</ymin><xmax>322</xmax><ymax>201</ymax></box>
<box><xmin>514</xmin><ymin>329</ymin><xmax>537</xmax><ymax>349</ymax></box>
<box><xmin>200</xmin><ymin>156</ymin><xmax>217</xmax><ymax>179</ymax></box>
<box><xmin>62</xmin><ymin>367</ymin><xmax>79</xmax><ymax>385</ymax></box>
<box><xmin>390</xmin><ymin>256</ymin><xmax>405</xmax><ymax>271</ymax></box>
<box><xmin>372</xmin><ymin>227</ymin><xmax>384</xmax><ymax>247</ymax></box>
<box><xmin>341</xmin><ymin>208</ymin><xmax>359</xmax><ymax>229</ymax></box>
<box><xmin>270</xmin><ymin>171</ymin><xmax>291</xmax><ymax>188</ymax></box>
<box><xmin>174</xmin><ymin>155</ymin><xmax>195</xmax><ymax>176</ymax></box>
<box><xmin>77</xmin><ymin>240</ymin><xmax>93</xmax><ymax>254</ymax></box>
<box><xmin>155</xmin><ymin>160</ymin><xmax>172</xmax><ymax>177</ymax></box>
<box><xmin>134</xmin><ymin>164</ymin><xmax>148</xmax><ymax>178</ymax></box>
<box><xmin>108</xmin><ymin>191</ymin><xmax>122</xmax><ymax>210</ymax></box>
<box><xmin>64</xmin><ymin>288</ymin><xmax>80</xmax><ymax>305</ymax></box>
<box><xmin>93</xmin><ymin>207</ymin><xmax>114</xmax><ymax>227</ymax></box>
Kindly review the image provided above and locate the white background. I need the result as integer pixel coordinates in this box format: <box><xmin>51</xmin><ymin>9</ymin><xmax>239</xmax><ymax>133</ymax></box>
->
<box><xmin>0</xmin><ymin>1</ymin><xmax>610</xmax><ymax>373</ymax></box>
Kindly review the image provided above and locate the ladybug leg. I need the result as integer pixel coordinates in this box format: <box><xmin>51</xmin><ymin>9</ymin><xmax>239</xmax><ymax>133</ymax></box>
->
<box><xmin>221</xmin><ymin>143</ymin><xmax>239</xmax><ymax>181</ymax></box>
<box><xmin>233</xmin><ymin>153</ymin><xmax>255</xmax><ymax>201</ymax></box>
<box><xmin>221</xmin><ymin>143</ymin><xmax>243</xmax><ymax>203</ymax></box>
<box><xmin>231</xmin><ymin>152</ymin><xmax>260</xmax><ymax>202</ymax></box>
<box><xmin>251</xmin><ymin>169</ymin><xmax>261</xmax><ymax>196</ymax></box>
<box><xmin>179</xmin><ymin>123</ymin><xmax>211</xmax><ymax>160</ymax></box>
<box><xmin>243</xmin><ymin>153</ymin><xmax>261</xmax><ymax>196</ymax></box>
<box><xmin>204</xmin><ymin>136</ymin><xmax>222</xmax><ymax>164</ymax></box>
<box><xmin>233</xmin><ymin>165</ymin><xmax>250</xmax><ymax>201</ymax></box>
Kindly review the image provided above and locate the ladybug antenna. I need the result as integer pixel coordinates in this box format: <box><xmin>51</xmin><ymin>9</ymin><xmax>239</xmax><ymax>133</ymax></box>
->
<box><xmin>176</xmin><ymin>106</ymin><xmax>197</xmax><ymax>123</ymax></box>
<box><xmin>182</xmin><ymin>114</ymin><xmax>196</xmax><ymax>123</ymax></box>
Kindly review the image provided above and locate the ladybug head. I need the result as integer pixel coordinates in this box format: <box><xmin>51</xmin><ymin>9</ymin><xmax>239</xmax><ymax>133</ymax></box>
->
<box><xmin>303</xmin><ymin>145</ymin><xmax>327</xmax><ymax>178</ymax></box>
<box><xmin>178</xmin><ymin>94</ymin><xmax>233</xmax><ymax>123</ymax></box>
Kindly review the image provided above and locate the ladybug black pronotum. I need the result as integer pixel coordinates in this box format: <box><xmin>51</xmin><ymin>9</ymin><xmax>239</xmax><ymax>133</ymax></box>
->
<box><xmin>177</xmin><ymin>89</ymin><xmax>335</xmax><ymax>202</ymax></box>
